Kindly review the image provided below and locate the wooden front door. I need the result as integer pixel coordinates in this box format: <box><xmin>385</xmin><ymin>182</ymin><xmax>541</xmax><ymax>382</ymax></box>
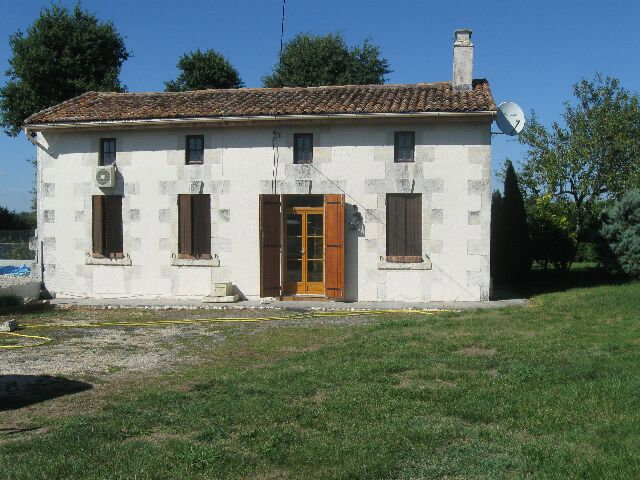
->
<box><xmin>284</xmin><ymin>206</ymin><xmax>324</xmax><ymax>295</ymax></box>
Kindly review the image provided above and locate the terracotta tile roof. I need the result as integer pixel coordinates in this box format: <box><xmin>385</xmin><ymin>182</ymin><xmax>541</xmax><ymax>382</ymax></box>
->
<box><xmin>24</xmin><ymin>79</ymin><xmax>496</xmax><ymax>125</ymax></box>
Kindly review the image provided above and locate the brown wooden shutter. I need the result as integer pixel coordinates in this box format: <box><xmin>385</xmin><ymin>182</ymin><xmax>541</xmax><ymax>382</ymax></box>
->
<box><xmin>92</xmin><ymin>195</ymin><xmax>103</xmax><ymax>256</ymax></box>
<box><xmin>386</xmin><ymin>194</ymin><xmax>403</xmax><ymax>257</ymax></box>
<box><xmin>324</xmin><ymin>194</ymin><xmax>345</xmax><ymax>299</ymax></box>
<box><xmin>386</xmin><ymin>194</ymin><xmax>422</xmax><ymax>262</ymax></box>
<box><xmin>192</xmin><ymin>194</ymin><xmax>211</xmax><ymax>258</ymax></box>
<box><xmin>104</xmin><ymin>195</ymin><xmax>123</xmax><ymax>258</ymax></box>
<box><xmin>259</xmin><ymin>194</ymin><xmax>282</xmax><ymax>297</ymax></box>
<box><xmin>178</xmin><ymin>195</ymin><xmax>192</xmax><ymax>258</ymax></box>
<box><xmin>405</xmin><ymin>194</ymin><xmax>421</xmax><ymax>257</ymax></box>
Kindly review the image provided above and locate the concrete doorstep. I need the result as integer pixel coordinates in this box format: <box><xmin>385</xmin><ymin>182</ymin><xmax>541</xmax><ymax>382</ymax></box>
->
<box><xmin>49</xmin><ymin>297</ymin><xmax>526</xmax><ymax>311</ymax></box>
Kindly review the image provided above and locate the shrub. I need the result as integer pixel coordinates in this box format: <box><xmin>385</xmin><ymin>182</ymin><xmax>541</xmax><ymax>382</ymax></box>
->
<box><xmin>0</xmin><ymin>294</ymin><xmax>24</xmax><ymax>308</ymax></box>
<box><xmin>600</xmin><ymin>189</ymin><xmax>640</xmax><ymax>278</ymax></box>
<box><xmin>574</xmin><ymin>242</ymin><xmax>599</xmax><ymax>263</ymax></box>
<box><xmin>527</xmin><ymin>195</ymin><xmax>577</xmax><ymax>270</ymax></box>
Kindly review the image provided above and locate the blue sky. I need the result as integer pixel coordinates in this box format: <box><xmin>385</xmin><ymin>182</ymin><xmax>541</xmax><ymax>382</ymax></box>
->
<box><xmin>1</xmin><ymin>0</ymin><xmax>639</xmax><ymax>212</ymax></box>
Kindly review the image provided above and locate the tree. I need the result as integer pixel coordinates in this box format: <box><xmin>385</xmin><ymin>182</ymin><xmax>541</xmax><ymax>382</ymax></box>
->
<box><xmin>527</xmin><ymin>195</ymin><xmax>576</xmax><ymax>270</ymax></box>
<box><xmin>0</xmin><ymin>206</ymin><xmax>32</xmax><ymax>230</ymax></box>
<box><xmin>518</xmin><ymin>75</ymin><xmax>640</xmax><ymax>239</ymax></box>
<box><xmin>599</xmin><ymin>189</ymin><xmax>640</xmax><ymax>278</ymax></box>
<box><xmin>0</xmin><ymin>4</ymin><xmax>130</xmax><ymax>136</ymax></box>
<box><xmin>490</xmin><ymin>190</ymin><xmax>505</xmax><ymax>282</ymax></box>
<box><xmin>263</xmin><ymin>32</ymin><xmax>391</xmax><ymax>88</ymax></box>
<box><xmin>164</xmin><ymin>49</ymin><xmax>244</xmax><ymax>91</ymax></box>
<box><xmin>492</xmin><ymin>161</ymin><xmax>531</xmax><ymax>283</ymax></box>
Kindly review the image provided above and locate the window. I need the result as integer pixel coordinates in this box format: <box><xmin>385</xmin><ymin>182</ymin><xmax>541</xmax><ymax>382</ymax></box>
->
<box><xmin>92</xmin><ymin>195</ymin><xmax>123</xmax><ymax>258</ymax></box>
<box><xmin>99</xmin><ymin>138</ymin><xmax>116</xmax><ymax>165</ymax></box>
<box><xmin>186</xmin><ymin>135</ymin><xmax>204</xmax><ymax>164</ymax></box>
<box><xmin>294</xmin><ymin>133</ymin><xmax>313</xmax><ymax>164</ymax></box>
<box><xmin>178</xmin><ymin>194</ymin><xmax>211</xmax><ymax>259</ymax></box>
<box><xmin>394</xmin><ymin>131</ymin><xmax>415</xmax><ymax>162</ymax></box>
<box><xmin>386</xmin><ymin>194</ymin><xmax>422</xmax><ymax>262</ymax></box>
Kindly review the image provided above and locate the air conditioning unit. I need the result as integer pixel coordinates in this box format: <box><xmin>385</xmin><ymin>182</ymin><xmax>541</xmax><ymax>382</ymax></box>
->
<box><xmin>95</xmin><ymin>165</ymin><xmax>116</xmax><ymax>188</ymax></box>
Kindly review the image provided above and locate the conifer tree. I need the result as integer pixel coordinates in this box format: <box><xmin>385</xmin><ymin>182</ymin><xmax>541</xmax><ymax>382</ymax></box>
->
<box><xmin>501</xmin><ymin>161</ymin><xmax>532</xmax><ymax>281</ymax></box>
<box><xmin>490</xmin><ymin>190</ymin><xmax>505</xmax><ymax>283</ymax></box>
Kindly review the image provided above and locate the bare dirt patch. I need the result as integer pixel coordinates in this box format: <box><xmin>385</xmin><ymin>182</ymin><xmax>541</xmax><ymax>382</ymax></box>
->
<box><xmin>456</xmin><ymin>346</ymin><xmax>497</xmax><ymax>356</ymax></box>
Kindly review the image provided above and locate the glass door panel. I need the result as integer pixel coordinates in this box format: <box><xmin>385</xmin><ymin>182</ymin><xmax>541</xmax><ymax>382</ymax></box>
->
<box><xmin>286</xmin><ymin>214</ymin><xmax>302</xmax><ymax>284</ymax></box>
<box><xmin>307</xmin><ymin>260</ymin><xmax>323</xmax><ymax>283</ymax></box>
<box><xmin>307</xmin><ymin>214</ymin><xmax>323</xmax><ymax>236</ymax></box>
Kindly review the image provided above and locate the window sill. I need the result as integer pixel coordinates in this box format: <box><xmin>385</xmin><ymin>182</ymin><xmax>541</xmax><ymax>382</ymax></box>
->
<box><xmin>86</xmin><ymin>255</ymin><xmax>132</xmax><ymax>266</ymax></box>
<box><xmin>377</xmin><ymin>259</ymin><xmax>432</xmax><ymax>270</ymax></box>
<box><xmin>171</xmin><ymin>257</ymin><xmax>220</xmax><ymax>267</ymax></box>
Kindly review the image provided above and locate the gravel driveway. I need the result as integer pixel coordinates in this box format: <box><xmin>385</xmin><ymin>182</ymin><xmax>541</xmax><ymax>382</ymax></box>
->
<box><xmin>1</xmin><ymin>306</ymin><xmax>380</xmax><ymax>378</ymax></box>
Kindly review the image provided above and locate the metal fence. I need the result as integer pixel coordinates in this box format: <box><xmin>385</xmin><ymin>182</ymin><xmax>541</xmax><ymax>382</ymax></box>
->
<box><xmin>0</xmin><ymin>230</ymin><xmax>36</xmax><ymax>260</ymax></box>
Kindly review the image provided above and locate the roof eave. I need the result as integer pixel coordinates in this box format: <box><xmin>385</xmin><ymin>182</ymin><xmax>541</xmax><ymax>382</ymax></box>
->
<box><xmin>24</xmin><ymin>110</ymin><xmax>497</xmax><ymax>131</ymax></box>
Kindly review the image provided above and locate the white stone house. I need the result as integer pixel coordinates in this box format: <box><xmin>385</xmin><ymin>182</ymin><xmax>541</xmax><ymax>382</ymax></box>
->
<box><xmin>24</xmin><ymin>30</ymin><xmax>495</xmax><ymax>302</ymax></box>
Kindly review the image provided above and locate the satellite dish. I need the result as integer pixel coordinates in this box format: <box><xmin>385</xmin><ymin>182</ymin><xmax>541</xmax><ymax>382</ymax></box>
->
<box><xmin>496</xmin><ymin>101</ymin><xmax>525</xmax><ymax>136</ymax></box>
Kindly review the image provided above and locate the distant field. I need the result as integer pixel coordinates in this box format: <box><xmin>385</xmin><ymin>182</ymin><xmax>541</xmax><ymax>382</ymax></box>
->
<box><xmin>1</xmin><ymin>278</ymin><xmax>639</xmax><ymax>479</ymax></box>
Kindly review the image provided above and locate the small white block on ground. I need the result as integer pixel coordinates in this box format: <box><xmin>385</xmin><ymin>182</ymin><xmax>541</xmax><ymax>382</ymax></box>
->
<box><xmin>202</xmin><ymin>294</ymin><xmax>240</xmax><ymax>303</ymax></box>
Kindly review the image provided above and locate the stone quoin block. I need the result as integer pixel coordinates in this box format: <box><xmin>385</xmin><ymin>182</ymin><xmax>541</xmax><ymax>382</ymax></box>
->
<box><xmin>159</xmin><ymin>237</ymin><xmax>172</xmax><ymax>251</ymax></box>
<box><xmin>430</xmin><ymin>209</ymin><xmax>444</xmax><ymax>224</ymax></box>
<box><xmin>467</xmin><ymin>239</ymin><xmax>487</xmax><ymax>255</ymax></box>
<box><xmin>468</xmin><ymin>270</ymin><xmax>489</xmax><ymax>287</ymax></box>
<box><xmin>189</xmin><ymin>181</ymin><xmax>204</xmax><ymax>194</ymax></box>
<box><xmin>129</xmin><ymin>237</ymin><xmax>142</xmax><ymax>251</ymax></box>
<box><xmin>365</xmin><ymin>179</ymin><xmax>387</xmax><ymax>194</ymax></box>
<box><xmin>211</xmin><ymin>237</ymin><xmax>232</xmax><ymax>253</ymax></box>
<box><xmin>365</xmin><ymin>209</ymin><xmax>384</xmax><ymax>224</ymax></box>
<box><xmin>158</xmin><ymin>209</ymin><xmax>172</xmax><ymax>223</ymax></box>
<box><xmin>425</xmin><ymin>239</ymin><xmax>444</xmax><ymax>255</ymax></box>
<box><xmin>468</xmin><ymin>146</ymin><xmax>489</xmax><ymax>164</ymax></box>
<box><xmin>159</xmin><ymin>181</ymin><xmax>176</xmax><ymax>195</ymax></box>
<box><xmin>468</xmin><ymin>211</ymin><xmax>481</xmax><ymax>225</ymax></box>
<box><xmin>43</xmin><ymin>183</ymin><xmax>55</xmax><ymax>197</ymax></box>
<box><xmin>128</xmin><ymin>209</ymin><xmax>141</xmax><ymax>222</ymax></box>
<box><xmin>468</xmin><ymin>179</ymin><xmax>486</xmax><ymax>195</ymax></box>
<box><xmin>285</xmin><ymin>164</ymin><xmax>318</xmax><ymax>179</ymax></box>
<box><xmin>125</xmin><ymin>183</ymin><xmax>138</xmax><ymax>195</ymax></box>
<box><xmin>73</xmin><ymin>182</ymin><xmax>91</xmax><ymax>195</ymax></box>
<box><xmin>424</xmin><ymin>178</ymin><xmax>444</xmax><ymax>194</ymax></box>
<box><xmin>43</xmin><ymin>210</ymin><xmax>55</xmax><ymax>223</ymax></box>
<box><xmin>415</xmin><ymin>146</ymin><xmax>436</xmax><ymax>162</ymax></box>
<box><xmin>216</xmin><ymin>209</ymin><xmax>230</xmax><ymax>223</ymax></box>
<box><xmin>207</xmin><ymin>180</ymin><xmax>230</xmax><ymax>194</ymax></box>
<box><xmin>314</xmin><ymin>179</ymin><xmax>346</xmax><ymax>193</ymax></box>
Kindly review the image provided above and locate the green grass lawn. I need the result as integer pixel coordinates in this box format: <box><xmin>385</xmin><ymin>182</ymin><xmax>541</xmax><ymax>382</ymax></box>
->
<box><xmin>2</xmin><ymin>281</ymin><xmax>640</xmax><ymax>479</ymax></box>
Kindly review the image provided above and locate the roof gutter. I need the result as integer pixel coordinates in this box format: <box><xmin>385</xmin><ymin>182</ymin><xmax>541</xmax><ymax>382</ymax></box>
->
<box><xmin>24</xmin><ymin>110</ymin><xmax>496</xmax><ymax>131</ymax></box>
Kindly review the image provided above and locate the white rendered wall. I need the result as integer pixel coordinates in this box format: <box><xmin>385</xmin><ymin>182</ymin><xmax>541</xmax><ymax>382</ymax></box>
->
<box><xmin>36</xmin><ymin>117</ymin><xmax>491</xmax><ymax>301</ymax></box>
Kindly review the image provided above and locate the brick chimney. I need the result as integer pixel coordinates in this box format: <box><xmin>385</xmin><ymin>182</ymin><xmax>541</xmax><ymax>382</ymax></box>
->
<box><xmin>452</xmin><ymin>29</ymin><xmax>473</xmax><ymax>91</ymax></box>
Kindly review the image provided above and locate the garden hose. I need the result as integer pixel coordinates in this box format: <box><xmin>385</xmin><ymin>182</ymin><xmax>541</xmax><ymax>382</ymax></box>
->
<box><xmin>0</xmin><ymin>308</ymin><xmax>445</xmax><ymax>350</ymax></box>
<box><xmin>0</xmin><ymin>331</ymin><xmax>53</xmax><ymax>349</ymax></box>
